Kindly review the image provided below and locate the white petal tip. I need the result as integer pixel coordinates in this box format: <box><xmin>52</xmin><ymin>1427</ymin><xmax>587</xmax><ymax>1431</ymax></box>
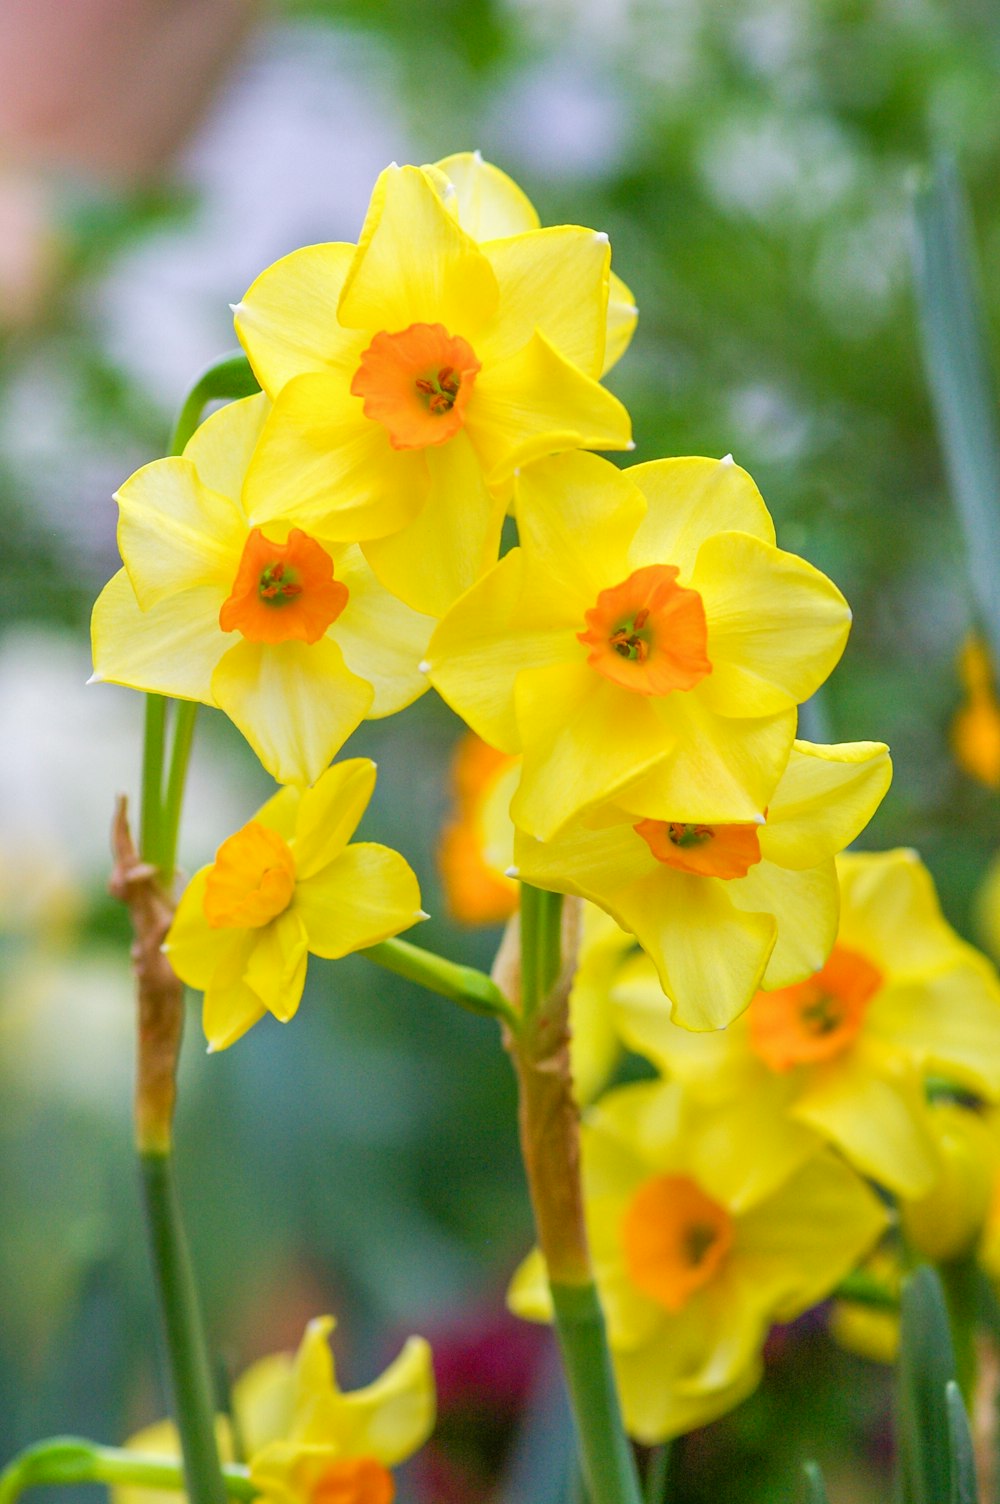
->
<box><xmin>206</xmin><ymin>1042</ymin><xmax>219</xmax><ymax>1055</ymax></box>
<box><xmin>418</xmin><ymin>659</ymin><xmax>431</xmax><ymax>674</ymax></box>
<box><xmin>86</xmin><ymin>672</ymin><xmax>102</xmax><ymax>686</ymax></box>
<box><xmin>625</xmin><ymin>303</ymin><xmax>639</xmax><ymax>315</ymax></box>
<box><xmin>472</xmin><ymin>148</ymin><xmax>484</xmax><ymax>163</ymax></box>
<box><xmin>720</xmin><ymin>452</ymin><xmax>735</xmax><ymax>466</ymax></box>
<box><xmin>505</xmin><ymin>866</ymin><xmax>520</xmax><ymax>879</ymax></box>
<box><xmin>229</xmin><ymin>301</ymin><xmax>244</xmax><ymax>317</ymax></box>
<box><xmin>626</xmin><ymin>441</ymin><xmax>636</xmax><ymax>451</ymax></box>
<box><xmin>388</xmin><ymin>160</ymin><xmax>400</xmax><ymax>170</ymax></box>
<box><xmin>753</xmin><ymin>812</ymin><xmax>766</xmax><ymax>825</ymax></box>
<box><xmin>513</xmin><ymin>466</ymin><xmax>521</xmax><ymax>477</ymax></box>
<box><xmin>594</xmin><ymin>231</ymin><xmax>610</xmax><ymax>244</ymax></box>
<box><xmin>416</xmin><ymin>910</ymin><xmax>431</xmax><ymax>921</ymax></box>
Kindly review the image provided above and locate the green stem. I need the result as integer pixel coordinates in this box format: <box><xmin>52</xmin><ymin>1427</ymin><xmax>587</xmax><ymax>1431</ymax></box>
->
<box><xmin>169</xmin><ymin>353</ymin><xmax>259</xmax><ymax>457</ymax></box>
<box><xmin>140</xmin><ymin>1151</ymin><xmax>228</xmax><ymax>1504</ymax></box>
<box><xmin>939</xmin><ymin>1255</ymin><xmax>979</xmax><ymax>1406</ymax></box>
<box><xmin>550</xmin><ymin>1284</ymin><xmax>644</xmax><ymax>1504</ymax></box>
<box><xmin>141</xmin><ymin>695</ymin><xmax>167</xmax><ymax>868</ymax></box>
<box><xmin>0</xmin><ymin>1439</ymin><xmax>255</xmax><ymax>1504</ymax></box>
<box><xmin>363</xmin><ymin>937</ymin><xmax>518</xmax><ymax>1029</ymax></box>
<box><xmin>833</xmin><ymin>1270</ymin><xmax>900</xmax><ymax>1310</ymax></box>
<box><xmin>519</xmin><ymin>883</ymin><xmax>563</xmax><ymax>1021</ymax></box>
<box><xmin>644</xmin><ymin>1443</ymin><xmax>673</xmax><ymax>1504</ymax></box>
<box><xmin>160</xmin><ymin>702</ymin><xmax>199</xmax><ymax>887</ymax></box>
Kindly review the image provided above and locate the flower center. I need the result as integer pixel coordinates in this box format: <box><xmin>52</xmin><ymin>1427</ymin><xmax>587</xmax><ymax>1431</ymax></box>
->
<box><xmin>634</xmin><ymin>818</ymin><xmax>762</xmax><ymax>879</ymax></box>
<box><xmin>351</xmin><ymin>322</ymin><xmax>481</xmax><ymax>450</ymax></box>
<box><xmin>310</xmin><ymin>1458</ymin><xmax>395</xmax><ymax>1504</ymax></box>
<box><xmin>202</xmin><ymin>821</ymin><xmax>296</xmax><ymax>929</ymax></box>
<box><xmin>578</xmin><ymin>565</ymin><xmax>711</xmax><ymax>695</ymax></box>
<box><xmin>219</xmin><ymin>528</ymin><xmax>348</xmax><ymax>645</ymax></box>
<box><xmin>748</xmin><ymin>943</ymin><xmax>883</xmax><ymax>1071</ymax></box>
<box><xmin>622</xmin><ymin>1174</ymin><xmax>733</xmax><ymax>1312</ymax></box>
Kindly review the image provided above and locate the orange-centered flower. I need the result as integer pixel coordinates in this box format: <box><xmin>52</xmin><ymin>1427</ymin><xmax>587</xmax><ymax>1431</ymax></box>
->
<box><xmin>633</xmin><ymin>818</ymin><xmax>763</xmax><ymax>879</ymax></box>
<box><xmin>310</xmin><ymin>1458</ymin><xmax>395</xmax><ymax>1504</ymax></box>
<box><xmin>350</xmin><ymin>323</ymin><xmax>481</xmax><ymax>451</ymax></box>
<box><xmin>748</xmin><ymin>943</ymin><xmax>883</xmax><ymax>1072</ymax></box>
<box><xmin>219</xmin><ymin>527</ymin><xmax>349</xmax><ymax>645</ymax></box>
<box><xmin>622</xmin><ymin>1174</ymin><xmax>734</xmax><ymax>1313</ymax></box>
<box><xmin>577</xmin><ymin>564</ymin><xmax>711</xmax><ymax>696</ymax></box>
<box><xmin>202</xmin><ymin>822</ymin><xmax>296</xmax><ymax>929</ymax></box>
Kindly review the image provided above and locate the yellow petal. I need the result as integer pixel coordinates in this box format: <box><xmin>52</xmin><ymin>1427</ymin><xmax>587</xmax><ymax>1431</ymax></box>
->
<box><xmin>512</xmin><ymin>662</ymin><xmax>675</xmax><ymax>840</ymax></box>
<box><xmin>91</xmin><ymin>571</ymin><xmax>224</xmax><ymax>703</ymax></box>
<box><xmin>164</xmin><ymin>867</ymin><xmax>234</xmax><ymax>989</ymax></box>
<box><xmin>183</xmin><ymin>392</ymin><xmax>271</xmax><ymax>501</ymax></box>
<box><xmin>243</xmin><ymin>910</ymin><xmax>309</xmax><ymax>1022</ymax></box>
<box><xmin>232</xmin><ymin>1352</ymin><xmax>296</xmax><ymax>1456</ymax></box>
<box><xmin>508</xmin><ymin>1247</ymin><xmax>553</xmax><ymax>1322</ymax></box>
<box><xmin>469</xmin><ymin>330</ymin><xmax>632</xmax><ymax>485</ymax></box>
<box><xmin>202</xmin><ymin>931</ymin><xmax>265</xmax><ymax>1052</ymax></box>
<box><xmin>866</xmin><ymin>961</ymin><xmax>1000</xmax><ymax>1100</ymax></box>
<box><xmin>235</xmin><ymin>243</ymin><xmax>360</xmax><ymax>398</ymax></box>
<box><xmin>361</xmin><ymin>429</ymin><xmax>506</xmax><ymax>616</ymax></box>
<box><xmin>338</xmin><ymin>164</ymin><xmax>499</xmax><ymax>338</ymax></box>
<box><xmin>433</xmin><ymin>151</ymin><xmax>540</xmax><ymax>238</ymax></box>
<box><xmin>211</xmin><ymin>638</ymin><xmax>373</xmax><ymax>787</ymax></box>
<box><xmin>628</xmin><ymin>457</ymin><xmax>775</xmax><ymax>577</ymax></box>
<box><xmin>242</xmin><ymin>372</ymin><xmax>426</xmax><ymax>542</ymax></box>
<box><xmin>569</xmin><ymin>905</ymin><xmax>630</xmax><ymax>1106</ymax></box>
<box><xmin>334</xmin><ymin>546</ymin><xmax>434</xmax><ymax>713</ymax></box>
<box><xmin>426</xmin><ymin>550</ymin><xmax>565</xmax><ymax>754</ymax></box>
<box><xmin>253</xmin><ymin>786</ymin><xmax>303</xmax><ymax>841</ymax></box>
<box><xmin>322</xmin><ymin>1336</ymin><xmax>436</xmax><ymax>1467</ymax></box>
<box><xmin>293</xmin><ymin>759</ymin><xmax>377</xmax><ymax>879</ymax></box>
<box><xmin>692</xmin><ymin>532</ymin><xmax>851</xmax><ymax>717</ymax></box>
<box><xmin>603</xmin><ymin>269</ymin><xmax>638</xmax><ymax>375</ymax></box>
<box><xmin>117</xmin><ymin>458</ymin><xmax>244</xmax><ymax>609</ymax></box>
<box><xmin>735</xmin><ymin>1149</ymin><xmax>888</xmax><ymax>1319</ymax></box>
<box><xmin>760</xmin><ymin>739</ymin><xmax>892</xmax><ymax>870</ymax></box>
<box><xmin>514</xmin><ymin>817</ymin><xmax>652</xmax><ymax>901</ymax></box>
<box><xmin>479</xmin><ymin>226</ymin><xmax>610</xmax><ymax>375</ymax></box>
<box><xmin>294</xmin><ymin>843</ymin><xmax>423</xmax><ymax>958</ymax></box>
<box><xmin>730</xmin><ymin>859</ymin><xmax>839</xmax><ymax>989</ymax></box>
<box><xmin>837</xmin><ymin>849</ymin><xmax>978</xmax><ymax>977</ymax></box>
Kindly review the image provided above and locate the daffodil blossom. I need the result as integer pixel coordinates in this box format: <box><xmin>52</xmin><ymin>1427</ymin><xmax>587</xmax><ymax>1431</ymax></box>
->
<box><xmin>514</xmin><ymin>739</ymin><xmax>892</xmax><ymax>1029</ymax></box>
<box><xmin>90</xmin><ymin>395</ymin><xmax>433</xmax><ymax>786</ymax></box>
<box><xmin>165</xmin><ymin>760</ymin><xmax>424</xmax><ymax>1051</ymax></box>
<box><xmin>613</xmin><ymin>849</ymin><xmax>1000</xmax><ymax>1195</ymax></box>
<box><xmin>509</xmin><ymin>1081</ymin><xmax>887</xmax><ymax>1442</ymax></box>
<box><xmin>426</xmin><ymin>452</ymin><xmax>852</xmax><ymax>839</ymax></box>
<box><xmin>234</xmin><ymin>158</ymin><xmax>633</xmax><ymax>615</ymax></box>
<box><xmin>115</xmin><ymin>1315</ymin><xmax>434</xmax><ymax>1504</ymax></box>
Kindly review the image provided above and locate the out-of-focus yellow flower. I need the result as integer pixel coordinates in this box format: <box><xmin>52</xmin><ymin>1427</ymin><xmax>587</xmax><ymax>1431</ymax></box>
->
<box><xmin>514</xmin><ymin>739</ymin><xmax>891</xmax><ymax>1030</ymax></box>
<box><xmin>436</xmin><ymin>729</ymin><xmax>626</xmax><ymax>1099</ymax></box>
<box><xmin>613</xmin><ymin>850</ymin><xmax>1000</xmax><ymax>1196</ymax></box>
<box><xmin>430</xmin><ymin>151</ymin><xmax>637</xmax><ymax>374</ymax></box>
<box><xmin>951</xmin><ymin>633</ymin><xmax>1000</xmax><ymax>788</ymax></box>
<box><xmin>165</xmin><ymin>760</ymin><xmax>423</xmax><ymax>1051</ymax></box>
<box><xmin>508</xmin><ymin>1081</ymin><xmax>887</xmax><ymax>1442</ymax></box>
<box><xmin>426</xmin><ymin>453</ymin><xmax>851</xmax><ymax>841</ymax></box>
<box><xmin>117</xmin><ymin>1316</ymin><xmax>434</xmax><ymax>1504</ymax></box>
<box><xmin>91</xmin><ymin>396</ymin><xmax>432</xmax><ymax>787</ymax></box>
<box><xmin>901</xmin><ymin>1100</ymin><xmax>1000</xmax><ymax>1263</ymax></box>
<box><xmin>828</xmin><ymin>1248</ymin><xmax>901</xmax><ymax>1365</ymax></box>
<box><xmin>235</xmin><ymin>157</ymin><xmax>632</xmax><ymax>615</ymax></box>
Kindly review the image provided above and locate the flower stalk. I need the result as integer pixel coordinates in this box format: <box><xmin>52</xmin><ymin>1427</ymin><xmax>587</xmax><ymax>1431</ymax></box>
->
<box><xmin>0</xmin><ymin>1439</ymin><xmax>255</xmax><ymax>1504</ymax></box>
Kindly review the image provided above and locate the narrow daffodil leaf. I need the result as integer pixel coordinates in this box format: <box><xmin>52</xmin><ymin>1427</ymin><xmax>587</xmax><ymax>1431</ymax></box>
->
<box><xmin>897</xmin><ymin>1265</ymin><xmax>957</xmax><ymax>1504</ymax></box>
<box><xmin>946</xmin><ymin>1381</ymin><xmax>977</xmax><ymax>1504</ymax></box>
<box><xmin>802</xmin><ymin>1462</ymin><xmax>830</xmax><ymax>1504</ymax></box>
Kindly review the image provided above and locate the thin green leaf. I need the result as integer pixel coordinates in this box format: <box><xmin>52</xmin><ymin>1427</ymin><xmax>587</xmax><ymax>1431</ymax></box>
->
<box><xmin>946</xmin><ymin>1381</ymin><xmax>978</xmax><ymax>1504</ymax></box>
<box><xmin>802</xmin><ymin>1461</ymin><xmax>830</xmax><ymax>1504</ymax></box>
<box><xmin>897</xmin><ymin>1266</ymin><xmax>958</xmax><ymax>1504</ymax></box>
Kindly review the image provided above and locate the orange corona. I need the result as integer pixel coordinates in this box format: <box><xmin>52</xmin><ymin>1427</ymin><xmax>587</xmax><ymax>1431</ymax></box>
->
<box><xmin>748</xmin><ymin>944</ymin><xmax>883</xmax><ymax>1071</ymax></box>
<box><xmin>634</xmin><ymin>817</ymin><xmax>762</xmax><ymax>879</ymax></box>
<box><xmin>578</xmin><ymin>564</ymin><xmax>711</xmax><ymax>695</ymax></box>
<box><xmin>202</xmin><ymin>821</ymin><xmax>296</xmax><ymax>929</ymax></box>
<box><xmin>622</xmin><ymin>1174</ymin><xmax>733</xmax><ymax>1312</ymax></box>
<box><xmin>219</xmin><ymin>528</ymin><xmax>348</xmax><ymax>645</ymax></box>
<box><xmin>351</xmin><ymin>322</ymin><xmax>481</xmax><ymax>449</ymax></box>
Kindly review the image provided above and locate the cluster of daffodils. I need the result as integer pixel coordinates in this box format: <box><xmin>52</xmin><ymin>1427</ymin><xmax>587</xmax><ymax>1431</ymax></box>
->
<box><xmin>89</xmin><ymin>150</ymin><xmax>1000</xmax><ymax>1450</ymax></box>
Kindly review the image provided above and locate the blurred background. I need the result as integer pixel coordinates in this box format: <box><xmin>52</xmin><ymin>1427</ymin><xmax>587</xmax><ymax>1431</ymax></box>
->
<box><xmin>2</xmin><ymin>1</ymin><xmax>1000</xmax><ymax>1500</ymax></box>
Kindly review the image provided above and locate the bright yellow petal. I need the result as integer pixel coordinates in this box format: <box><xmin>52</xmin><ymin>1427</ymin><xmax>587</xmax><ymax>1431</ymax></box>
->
<box><xmin>242</xmin><ymin>372</ymin><xmax>426</xmax><ymax>542</ymax></box>
<box><xmin>338</xmin><ymin>164</ymin><xmax>499</xmax><ymax>337</ymax></box>
<box><xmin>735</xmin><ymin>1149</ymin><xmax>888</xmax><ymax>1319</ymax></box>
<box><xmin>294</xmin><ymin>843</ymin><xmax>423</xmax><ymax>958</ymax></box>
<box><xmin>211</xmin><ymin>638</ymin><xmax>374</xmax><ymax>787</ymax></box>
<box><xmin>514</xmin><ymin>450</ymin><xmax>645</xmax><ymax>615</ymax></box>
<box><xmin>252</xmin><ymin>786</ymin><xmax>303</xmax><ymax>841</ymax></box>
<box><xmin>692</xmin><ymin>532</ymin><xmax>851</xmax><ymax>717</ymax></box>
<box><xmin>114</xmin><ymin>1419</ymin><xmax>233</xmax><ymax>1504</ymax></box>
<box><xmin>293</xmin><ymin>759</ymin><xmax>376</xmax><ymax>879</ymax></box>
<box><xmin>235</xmin><ymin>243</ymin><xmax>360</xmax><ymax>398</ymax></box>
<box><xmin>334</xmin><ymin>547</ymin><xmax>434</xmax><ymax>713</ymax></box>
<box><xmin>838</xmin><ymin>849</ymin><xmax>977</xmax><ymax>977</ymax></box>
<box><xmin>425</xmin><ymin>550</ymin><xmax>566</xmax><ymax>754</ymax></box>
<box><xmin>117</xmin><ymin>459</ymin><xmax>244</xmax><ymax>609</ymax></box>
<box><xmin>569</xmin><ymin>904</ymin><xmax>631</xmax><ymax>1105</ymax></box>
<box><xmin>469</xmin><ymin>330</ymin><xmax>632</xmax><ymax>485</ymax></box>
<box><xmin>508</xmin><ymin>1246</ymin><xmax>553</xmax><ymax>1323</ymax></box>
<box><xmin>730</xmin><ymin>859</ymin><xmax>838</xmax><ymax>989</ymax></box>
<box><xmin>628</xmin><ymin>457</ymin><xmax>775</xmax><ymax>577</ymax></box>
<box><xmin>91</xmin><ymin>571</ymin><xmax>224</xmax><ymax>703</ymax></box>
<box><xmin>184</xmin><ymin>392</ymin><xmax>271</xmax><ymax>502</ymax></box>
<box><xmin>479</xmin><ymin>226</ymin><xmax>610</xmax><ymax>375</ymax></box>
<box><xmin>792</xmin><ymin>1051</ymin><xmax>938</xmax><ymax>1196</ymax></box>
<box><xmin>244</xmin><ymin>909</ymin><xmax>309</xmax><ymax>1022</ymax></box>
<box><xmin>760</xmin><ymin>740</ymin><xmax>892</xmax><ymax>870</ymax></box>
<box><xmin>513</xmin><ymin>818</ymin><xmax>653</xmax><ymax>902</ymax></box>
<box><xmin>433</xmin><ymin>151</ymin><xmax>540</xmax><ymax>238</ymax></box>
<box><xmin>361</xmin><ymin>429</ymin><xmax>506</xmax><ymax>616</ymax></box>
<box><xmin>164</xmin><ymin>867</ymin><xmax>234</xmax><ymax>989</ymax></box>
<box><xmin>866</xmin><ymin>962</ymin><xmax>1000</xmax><ymax>1099</ymax></box>
<box><xmin>603</xmin><ymin>269</ymin><xmax>638</xmax><ymax>375</ymax></box>
<box><xmin>202</xmin><ymin>931</ymin><xmax>265</xmax><ymax>1052</ymax></box>
<box><xmin>512</xmin><ymin>662</ymin><xmax>676</xmax><ymax>840</ymax></box>
<box><xmin>232</xmin><ymin>1352</ymin><xmax>296</xmax><ymax>1456</ymax></box>
<box><xmin>321</xmin><ymin>1336</ymin><xmax>435</xmax><ymax>1467</ymax></box>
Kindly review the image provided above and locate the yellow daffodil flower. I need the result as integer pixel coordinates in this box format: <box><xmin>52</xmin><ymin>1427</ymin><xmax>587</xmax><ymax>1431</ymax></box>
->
<box><xmin>234</xmin><ymin>158</ymin><xmax>632</xmax><ymax>615</ymax></box>
<box><xmin>426</xmin><ymin>453</ymin><xmax>852</xmax><ymax>840</ymax></box>
<box><xmin>900</xmin><ymin>1100</ymin><xmax>1000</xmax><ymax>1263</ymax></box>
<box><xmin>951</xmin><ymin>633</ymin><xmax>1000</xmax><ymax>788</ymax></box>
<box><xmin>165</xmin><ymin>759</ymin><xmax>424</xmax><ymax>1051</ymax></box>
<box><xmin>117</xmin><ymin>1315</ymin><xmax>434</xmax><ymax>1504</ymax></box>
<box><xmin>613</xmin><ymin>849</ymin><xmax>1000</xmax><ymax>1196</ymax></box>
<box><xmin>508</xmin><ymin>1080</ymin><xmax>887</xmax><ymax>1442</ymax></box>
<box><xmin>91</xmin><ymin>395</ymin><xmax>432</xmax><ymax>786</ymax></box>
<box><xmin>513</xmin><ymin>739</ymin><xmax>891</xmax><ymax>1029</ymax></box>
